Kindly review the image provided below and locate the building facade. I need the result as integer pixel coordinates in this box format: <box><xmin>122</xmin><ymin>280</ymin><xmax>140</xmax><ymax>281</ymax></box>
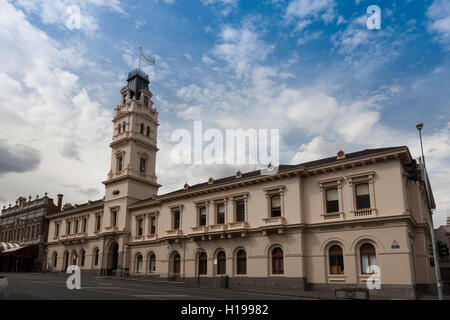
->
<box><xmin>43</xmin><ymin>69</ymin><xmax>438</xmax><ymax>299</ymax></box>
<box><xmin>0</xmin><ymin>194</ymin><xmax>62</xmax><ymax>272</ymax></box>
<box><xmin>436</xmin><ymin>217</ymin><xmax>450</xmax><ymax>287</ymax></box>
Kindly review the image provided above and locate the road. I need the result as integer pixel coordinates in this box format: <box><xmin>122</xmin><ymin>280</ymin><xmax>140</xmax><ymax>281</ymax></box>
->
<box><xmin>0</xmin><ymin>273</ymin><xmax>309</xmax><ymax>300</ymax></box>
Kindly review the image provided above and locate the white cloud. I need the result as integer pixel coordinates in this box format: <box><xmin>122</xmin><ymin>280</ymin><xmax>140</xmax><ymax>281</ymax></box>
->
<box><xmin>212</xmin><ymin>22</ymin><xmax>275</xmax><ymax>77</ymax></box>
<box><xmin>0</xmin><ymin>0</ymin><xmax>111</xmax><ymax>206</ymax></box>
<box><xmin>201</xmin><ymin>0</ymin><xmax>238</xmax><ymax>16</ymax></box>
<box><xmin>14</xmin><ymin>0</ymin><xmax>125</xmax><ymax>32</ymax></box>
<box><xmin>426</xmin><ymin>0</ymin><xmax>450</xmax><ymax>47</ymax></box>
<box><xmin>202</xmin><ymin>54</ymin><xmax>215</xmax><ymax>64</ymax></box>
<box><xmin>285</xmin><ymin>0</ymin><xmax>336</xmax><ymax>30</ymax></box>
<box><xmin>290</xmin><ymin>136</ymin><xmax>344</xmax><ymax>164</ymax></box>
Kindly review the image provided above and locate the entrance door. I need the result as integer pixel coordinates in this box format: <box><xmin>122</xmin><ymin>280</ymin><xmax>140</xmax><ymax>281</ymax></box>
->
<box><xmin>173</xmin><ymin>254</ymin><xmax>181</xmax><ymax>280</ymax></box>
<box><xmin>64</xmin><ymin>252</ymin><xmax>69</xmax><ymax>271</ymax></box>
<box><xmin>107</xmin><ymin>242</ymin><xmax>119</xmax><ymax>276</ymax></box>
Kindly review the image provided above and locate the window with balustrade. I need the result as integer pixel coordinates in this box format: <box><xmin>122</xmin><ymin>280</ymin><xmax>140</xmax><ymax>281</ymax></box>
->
<box><xmin>235</xmin><ymin>201</ymin><xmax>245</xmax><ymax>222</ymax></box>
<box><xmin>216</xmin><ymin>204</ymin><xmax>225</xmax><ymax>225</ymax></box>
<box><xmin>137</xmin><ymin>217</ymin><xmax>143</xmax><ymax>236</ymax></box>
<box><xmin>270</xmin><ymin>195</ymin><xmax>281</xmax><ymax>217</ymax></box>
<box><xmin>82</xmin><ymin>217</ymin><xmax>87</xmax><ymax>233</ymax></box>
<box><xmin>173</xmin><ymin>209</ymin><xmax>181</xmax><ymax>230</ymax></box>
<box><xmin>326</xmin><ymin>188</ymin><xmax>339</xmax><ymax>213</ymax></box>
<box><xmin>150</xmin><ymin>216</ymin><xmax>156</xmax><ymax>235</ymax></box>
<box><xmin>198</xmin><ymin>206</ymin><xmax>207</xmax><ymax>227</ymax></box>
<box><xmin>356</xmin><ymin>183</ymin><xmax>371</xmax><ymax>210</ymax></box>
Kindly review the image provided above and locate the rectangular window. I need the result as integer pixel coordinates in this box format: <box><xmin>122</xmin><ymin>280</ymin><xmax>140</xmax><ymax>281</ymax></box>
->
<box><xmin>326</xmin><ymin>188</ymin><xmax>339</xmax><ymax>213</ymax></box>
<box><xmin>271</xmin><ymin>195</ymin><xmax>281</xmax><ymax>217</ymax></box>
<box><xmin>55</xmin><ymin>223</ymin><xmax>60</xmax><ymax>239</ymax></box>
<box><xmin>236</xmin><ymin>201</ymin><xmax>245</xmax><ymax>222</ymax></box>
<box><xmin>216</xmin><ymin>204</ymin><xmax>225</xmax><ymax>225</ymax></box>
<box><xmin>140</xmin><ymin>158</ymin><xmax>146</xmax><ymax>173</ymax></box>
<box><xmin>173</xmin><ymin>210</ymin><xmax>180</xmax><ymax>230</ymax></box>
<box><xmin>137</xmin><ymin>218</ymin><xmax>143</xmax><ymax>236</ymax></box>
<box><xmin>82</xmin><ymin>218</ymin><xmax>87</xmax><ymax>233</ymax></box>
<box><xmin>117</xmin><ymin>156</ymin><xmax>123</xmax><ymax>172</ymax></box>
<box><xmin>356</xmin><ymin>184</ymin><xmax>371</xmax><ymax>210</ymax></box>
<box><xmin>150</xmin><ymin>216</ymin><xmax>156</xmax><ymax>234</ymax></box>
<box><xmin>199</xmin><ymin>207</ymin><xmax>207</xmax><ymax>226</ymax></box>
<box><xmin>111</xmin><ymin>211</ymin><xmax>117</xmax><ymax>227</ymax></box>
<box><xmin>66</xmin><ymin>221</ymin><xmax>71</xmax><ymax>235</ymax></box>
<box><xmin>95</xmin><ymin>215</ymin><xmax>101</xmax><ymax>232</ymax></box>
<box><xmin>74</xmin><ymin>220</ymin><xmax>79</xmax><ymax>234</ymax></box>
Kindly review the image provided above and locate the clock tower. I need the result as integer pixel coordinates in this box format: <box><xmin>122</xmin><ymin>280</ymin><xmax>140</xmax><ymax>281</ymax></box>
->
<box><xmin>101</xmin><ymin>69</ymin><xmax>160</xmax><ymax>275</ymax></box>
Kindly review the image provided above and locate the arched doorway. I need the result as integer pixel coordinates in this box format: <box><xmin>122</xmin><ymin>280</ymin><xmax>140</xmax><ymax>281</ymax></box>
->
<box><xmin>170</xmin><ymin>251</ymin><xmax>181</xmax><ymax>281</ymax></box>
<box><xmin>106</xmin><ymin>242</ymin><xmax>119</xmax><ymax>276</ymax></box>
<box><xmin>63</xmin><ymin>251</ymin><xmax>69</xmax><ymax>271</ymax></box>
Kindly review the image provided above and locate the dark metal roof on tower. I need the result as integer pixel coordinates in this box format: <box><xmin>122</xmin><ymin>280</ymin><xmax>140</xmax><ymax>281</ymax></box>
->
<box><xmin>127</xmin><ymin>68</ymin><xmax>149</xmax><ymax>99</ymax></box>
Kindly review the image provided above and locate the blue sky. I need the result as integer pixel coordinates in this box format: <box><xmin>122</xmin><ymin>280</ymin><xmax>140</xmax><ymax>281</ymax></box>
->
<box><xmin>0</xmin><ymin>0</ymin><xmax>449</xmax><ymax>226</ymax></box>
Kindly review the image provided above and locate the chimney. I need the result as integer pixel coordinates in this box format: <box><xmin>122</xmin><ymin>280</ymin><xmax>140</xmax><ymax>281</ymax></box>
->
<box><xmin>57</xmin><ymin>194</ymin><xmax>64</xmax><ymax>210</ymax></box>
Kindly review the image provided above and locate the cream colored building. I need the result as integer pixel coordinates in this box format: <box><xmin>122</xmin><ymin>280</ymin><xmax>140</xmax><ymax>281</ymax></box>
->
<box><xmin>46</xmin><ymin>69</ymin><xmax>437</xmax><ymax>299</ymax></box>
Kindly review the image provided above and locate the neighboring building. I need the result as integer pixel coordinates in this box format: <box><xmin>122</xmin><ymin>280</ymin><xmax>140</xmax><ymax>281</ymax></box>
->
<box><xmin>41</xmin><ymin>68</ymin><xmax>437</xmax><ymax>299</ymax></box>
<box><xmin>436</xmin><ymin>217</ymin><xmax>450</xmax><ymax>286</ymax></box>
<box><xmin>0</xmin><ymin>194</ymin><xmax>62</xmax><ymax>272</ymax></box>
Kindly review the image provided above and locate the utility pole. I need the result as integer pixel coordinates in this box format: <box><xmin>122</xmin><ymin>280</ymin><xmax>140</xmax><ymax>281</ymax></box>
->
<box><xmin>416</xmin><ymin>122</ymin><xmax>443</xmax><ymax>300</ymax></box>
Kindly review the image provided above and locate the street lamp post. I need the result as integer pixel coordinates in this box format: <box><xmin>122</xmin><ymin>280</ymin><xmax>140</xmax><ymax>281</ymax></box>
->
<box><xmin>416</xmin><ymin>122</ymin><xmax>444</xmax><ymax>300</ymax></box>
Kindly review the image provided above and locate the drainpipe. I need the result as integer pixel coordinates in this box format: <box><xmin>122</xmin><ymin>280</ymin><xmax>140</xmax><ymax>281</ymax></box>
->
<box><xmin>182</xmin><ymin>237</ymin><xmax>186</xmax><ymax>282</ymax></box>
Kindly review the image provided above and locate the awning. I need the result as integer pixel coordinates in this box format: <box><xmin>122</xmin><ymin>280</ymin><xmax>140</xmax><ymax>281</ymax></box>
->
<box><xmin>0</xmin><ymin>242</ymin><xmax>21</xmax><ymax>253</ymax></box>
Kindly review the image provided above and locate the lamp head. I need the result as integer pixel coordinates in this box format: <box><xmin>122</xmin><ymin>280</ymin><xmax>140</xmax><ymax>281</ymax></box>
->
<box><xmin>416</xmin><ymin>122</ymin><xmax>424</xmax><ymax>131</ymax></box>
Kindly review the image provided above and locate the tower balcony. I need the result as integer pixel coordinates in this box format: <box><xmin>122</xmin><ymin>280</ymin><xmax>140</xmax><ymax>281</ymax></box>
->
<box><xmin>106</xmin><ymin>167</ymin><xmax>157</xmax><ymax>184</ymax></box>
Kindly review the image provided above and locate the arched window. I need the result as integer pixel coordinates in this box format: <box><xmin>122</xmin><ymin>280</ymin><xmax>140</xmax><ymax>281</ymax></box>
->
<box><xmin>94</xmin><ymin>248</ymin><xmax>99</xmax><ymax>266</ymax></box>
<box><xmin>360</xmin><ymin>243</ymin><xmax>377</xmax><ymax>274</ymax></box>
<box><xmin>64</xmin><ymin>251</ymin><xmax>69</xmax><ymax>270</ymax></box>
<box><xmin>272</xmin><ymin>247</ymin><xmax>284</xmax><ymax>275</ymax></box>
<box><xmin>198</xmin><ymin>252</ymin><xmax>207</xmax><ymax>275</ymax></box>
<box><xmin>356</xmin><ymin>183</ymin><xmax>370</xmax><ymax>209</ymax></box>
<box><xmin>71</xmin><ymin>251</ymin><xmax>78</xmax><ymax>266</ymax></box>
<box><xmin>80</xmin><ymin>250</ymin><xmax>85</xmax><ymax>267</ymax></box>
<box><xmin>329</xmin><ymin>245</ymin><xmax>344</xmax><ymax>274</ymax></box>
<box><xmin>140</xmin><ymin>123</ymin><xmax>145</xmax><ymax>134</ymax></box>
<box><xmin>149</xmin><ymin>254</ymin><xmax>156</xmax><ymax>273</ymax></box>
<box><xmin>52</xmin><ymin>252</ymin><xmax>58</xmax><ymax>268</ymax></box>
<box><xmin>217</xmin><ymin>251</ymin><xmax>226</xmax><ymax>275</ymax></box>
<box><xmin>136</xmin><ymin>254</ymin><xmax>143</xmax><ymax>273</ymax></box>
<box><xmin>326</xmin><ymin>188</ymin><xmax>339</xmax><ymax>213</ymax></box>
<box><xmin>236</xmin><ymin>249</ymin><xmax>247</xmax><ymax>275</ymax></box>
